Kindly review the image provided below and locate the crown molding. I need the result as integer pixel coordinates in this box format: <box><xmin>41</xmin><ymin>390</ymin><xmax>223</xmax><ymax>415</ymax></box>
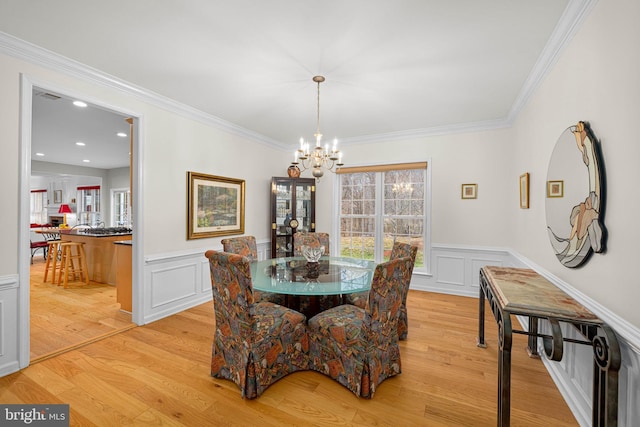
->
<box><xmin>0</xmin><ymin>31</ymin><xmax>287</xmax><ymax>151</ymax></box>
<box><xmin>507</xmin><ymin>0</ymin><xmax>599</xmax><ymax>122</ymax></box>
<box><xmin>0</xmin><ymin>1</ymin><xmax>596</xmax><ymax>149</ymax></box>
<box><xmin>340</xmin><ymin>117</ymin><xmax>512</xmax><ymax>146</ymax></box>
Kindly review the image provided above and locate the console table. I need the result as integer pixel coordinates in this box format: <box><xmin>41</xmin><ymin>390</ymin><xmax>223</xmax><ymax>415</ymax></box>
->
<box><xmin>477</xmin><ymin>266</ymin><xmax>620</xmax><ymax>426</ymax></box>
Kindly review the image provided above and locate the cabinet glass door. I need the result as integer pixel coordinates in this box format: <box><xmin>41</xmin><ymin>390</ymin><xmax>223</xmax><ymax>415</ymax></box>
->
<box><xmin>296</xmin><ymin>182</ymin><xmax>313</xmax><ymax>232</ymax></box>
<box><xmin>274</xmin><ymin>180</ymin><xmax>293</xmax><ymax>257</ymax></box>
<box><xmin>271</xmin><ymin>177</ymin><xmax>316</xmax><ymax>259</ymax></box>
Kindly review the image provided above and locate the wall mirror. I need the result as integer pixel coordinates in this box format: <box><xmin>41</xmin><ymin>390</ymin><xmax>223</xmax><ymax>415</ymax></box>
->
<box><xmin>545</xmin><ymin>121</ymin><xmax>605</xmax><ymax>268</ymax></box>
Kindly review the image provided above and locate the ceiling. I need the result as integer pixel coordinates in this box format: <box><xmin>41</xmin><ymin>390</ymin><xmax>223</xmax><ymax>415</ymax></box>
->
<box><xmin>0</xmin><ymin>0</ymin><xmax>585</xmax><ymax>169</ymax></box>
<box><xmin>31</xmin><ymin>90</ymin><xmax>131</xmax><ymax>170</ymax></box>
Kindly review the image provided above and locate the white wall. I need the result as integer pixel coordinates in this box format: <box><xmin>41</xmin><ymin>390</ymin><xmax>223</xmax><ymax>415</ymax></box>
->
<box><xmin>511</xmin><ymin>0</ymin><xmax>640</xmax><ymax>328</ymax></box>
<box><xmin>322</xmin><ymin>128</ymin><xmax>515</xmax><ymax>247</ymax></box>
<box><xmin>0</xmin><ymin>45</ymin><xmax>290</xmax><ymax>374</ymax></box>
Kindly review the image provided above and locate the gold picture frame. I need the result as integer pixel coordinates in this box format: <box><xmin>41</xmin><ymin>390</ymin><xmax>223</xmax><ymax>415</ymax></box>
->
<box><xmin>461</xmin><ymin>183</ymin><xmax>477</xmax><ymax>199</ymax></box>
<box><xmin>519</xmin><ymin>173</ymin><xmax>529</xmax><ymax>209</ymax></box>
<box><xmin>187</xmin><ymin>171</ymin><xmax>245</xmax><ymax>240</ymax></box>
<box><xmin>547</xmin><ymin>180</ymin><xmax>564</xmax><ymax>198</ymax></box>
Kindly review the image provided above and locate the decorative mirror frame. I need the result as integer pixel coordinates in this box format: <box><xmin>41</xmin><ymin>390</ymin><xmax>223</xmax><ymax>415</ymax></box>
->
<box><xmin>545</xmin><ymin>121</ymin><xmax>606</xmax><ymax>268</ymax></box>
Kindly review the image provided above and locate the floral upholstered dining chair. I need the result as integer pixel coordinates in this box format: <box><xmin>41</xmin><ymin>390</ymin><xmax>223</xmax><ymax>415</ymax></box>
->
<box><xmin>205</xmin><ymin>250</ymin><xmax>309</xmax><ymax>399</ymax></box>
<box><xmin>221</xmin><ymin>235</ymin><xmax>285</xmax><ymax>305</ymax></box>
<box><xmin>221</xmin><ymin>235</ymin><xmax>259</xmax><ymax>261</ymax></box>
<box><xmin>307</xmin><ymin>256</ymin><xmax>412</xmax><ymax>398</ymax></box>
<box><xmin>347</xmin><ymin>241</ymin><xmax>417</xmax><ymax>340</ymax></box>
<box><xmin>293</xmin><ymin>231</ymin><xmax>330</xmax><ymax>256</ymax></box>
<box><xmin>292</xmin><ymin>231</ymin><xmax>334</xmax><ymax>314</ymax></box>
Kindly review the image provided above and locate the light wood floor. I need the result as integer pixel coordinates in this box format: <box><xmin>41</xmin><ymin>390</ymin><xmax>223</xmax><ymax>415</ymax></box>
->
<box><xmin>4</xmin><ymin>288</ymin><xmax>577</xmax><ymax>426</ymax></box>
<box><xmin>30</xmin><ymin>255</ymin><xmax>136</xmax><ymax>362</ymax></box>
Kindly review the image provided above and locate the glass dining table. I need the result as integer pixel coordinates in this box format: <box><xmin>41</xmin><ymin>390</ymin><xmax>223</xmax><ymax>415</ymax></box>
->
<box><xmin>251</xmin><ymin>256</ymin><xmax>377</xmax><ymax>315</ymax></box>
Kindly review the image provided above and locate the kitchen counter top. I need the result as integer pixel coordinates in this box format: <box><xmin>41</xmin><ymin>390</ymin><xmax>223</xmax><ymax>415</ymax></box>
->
<box><xmin>60</xmin><ymin>227</ymin><xmax>132</xmax><ymax>238</ymax></box>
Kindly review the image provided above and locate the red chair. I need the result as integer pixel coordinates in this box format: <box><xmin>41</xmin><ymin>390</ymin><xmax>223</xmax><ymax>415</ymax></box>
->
<box><xmin>30</xmin><ymin>239</ymin><xmax>49</xmax><ymax>263</ymax></box>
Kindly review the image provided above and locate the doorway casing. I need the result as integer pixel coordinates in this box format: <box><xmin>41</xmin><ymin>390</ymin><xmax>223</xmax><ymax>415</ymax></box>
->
<box><xmin>18</xmin><ymin>74</ymin><xmax>144</xmax><ymax>370</ymax></box>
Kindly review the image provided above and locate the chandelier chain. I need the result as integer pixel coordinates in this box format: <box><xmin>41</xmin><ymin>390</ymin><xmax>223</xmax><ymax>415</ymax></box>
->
<box><xmin>291</xmin><ymin>75</ymin><xmax>343</xmax><ymax>180</ymax></box>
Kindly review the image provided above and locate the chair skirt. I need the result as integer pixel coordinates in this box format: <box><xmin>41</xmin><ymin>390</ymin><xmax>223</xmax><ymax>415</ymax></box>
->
<box><xmin>308</xmin><ymin>304</ymin><xmax>401</xmax><ymax>398</ymax></box>
<box><xmin>211</xmin><ymin>301</ymin><xmax>309</xmax><ymax>399</ymax></box>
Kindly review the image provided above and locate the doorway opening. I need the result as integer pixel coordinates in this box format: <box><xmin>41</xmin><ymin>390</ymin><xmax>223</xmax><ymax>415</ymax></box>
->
<box><xmin>21</xmin><ymin>79</ymin><xmax>141</xmax><ymax>364</ymax></box>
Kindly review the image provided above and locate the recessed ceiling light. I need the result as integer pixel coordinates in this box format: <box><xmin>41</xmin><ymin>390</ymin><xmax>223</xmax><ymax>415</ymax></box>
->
<box><xmin>116</xmin><ymin>132</ymin><xmax>127</xmax><ymax>138</ymax></box>
<box><xmin>76</xmin><ymin>141</ymin><xmax>86</xmax><ymax>146</ymax></box>
<box><xmin>73</xmin><ymin>100</ymin><xmax>87</xmax><ymax>108</ymax></box>
<box><xmin>35</xmin><ymin>152</ymin><xmax>45</xmax><ymax>156</ymax></box>
<box><xmin>82</xmin><ymin>159</ymin><xmax>91</xmax><ymax>163</ymax></box>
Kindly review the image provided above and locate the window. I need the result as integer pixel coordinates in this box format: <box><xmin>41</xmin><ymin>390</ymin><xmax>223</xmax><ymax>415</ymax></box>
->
<box><xmin>77</xmin><ymin>185</ymin><xmax>101</xmax><ymax>226</ymax></box>
<box><xmin>111</xmin><ymin>188</ymin><xmax>131</xmax><ymax>227</ymax></box>
<box><xmin>30</xmin><ymin>189</ymin><xmax>47</xmax><ymax>224</ymax></box>
<box><xmin>338</xmin><ymin>163</ymin><xmax>428</xmax><ymax>270</ymax></box>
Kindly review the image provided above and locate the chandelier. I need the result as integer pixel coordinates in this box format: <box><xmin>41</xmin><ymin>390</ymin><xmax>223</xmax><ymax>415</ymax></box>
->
<box><xmin>392</xmin><ymin>182</ymin><xmax>413</xmax><ymax>195</ymax></box>
<box><xmin>291</xmin><ymin>75</ymin><xmax>343</xmax><ymax>179</ymax></box>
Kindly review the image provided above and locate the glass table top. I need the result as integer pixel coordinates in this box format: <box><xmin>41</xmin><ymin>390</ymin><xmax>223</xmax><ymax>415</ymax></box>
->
<box><xmin>251</xmin><ymin>256</ymin><xmax>377</xmax><ymax>296</ymax></box>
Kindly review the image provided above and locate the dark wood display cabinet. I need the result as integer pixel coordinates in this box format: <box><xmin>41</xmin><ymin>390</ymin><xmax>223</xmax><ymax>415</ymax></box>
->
<box><xmin>271</xmin><ymin>177</ymin><xmax>315</xmax><ymax>258</ymax></box>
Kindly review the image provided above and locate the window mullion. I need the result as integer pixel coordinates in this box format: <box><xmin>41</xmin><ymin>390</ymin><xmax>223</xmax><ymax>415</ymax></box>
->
<box><xmin>374</xmin><ymin>172</ymin><xmax>384</xmax><ymax>262</ymax></box>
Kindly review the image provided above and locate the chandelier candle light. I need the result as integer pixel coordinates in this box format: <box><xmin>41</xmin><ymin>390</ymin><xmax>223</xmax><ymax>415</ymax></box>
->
<box><xmin>291</xmin><ymin>76</ymin><xmax>344</xmax><ymax>179</ymax></box>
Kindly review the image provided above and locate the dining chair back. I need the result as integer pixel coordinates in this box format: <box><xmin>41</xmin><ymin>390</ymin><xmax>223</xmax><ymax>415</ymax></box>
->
<box><xmin>307</xmin><ymin>256</ymin><xmax>412</xmax><ymax>398</ymax></box>
<box><xmin>221</xmin><ymin>235</ymin><xmax>258</xmax><ymax>261</ymax></box>
<box><xmin>221</xmin><ymin>235</ymin><xmax>285</xmax><ymax>305</ymax></box>
<box><xmin>292</xmin><ymin>231</ymin><xmax>334</xmax><ymax>314</ymax></box>
<box><xmin>293</xmin><ymin>231</ymin><xmax>330</xmax><ymax>256</ymax></box>
<box><xmin>205</xmin><ymin>250</ymin><xmax>309</xmax><ymax>399</ymax></box>
<box><xmin>389</xmin><ymin>242</ymin><xmax>418</xmax><ymax>340</ymax></box>
<box><xmin>347</xmin><ymin>241</ymin><xmax>417</xmax><ymax>340</ymax></box>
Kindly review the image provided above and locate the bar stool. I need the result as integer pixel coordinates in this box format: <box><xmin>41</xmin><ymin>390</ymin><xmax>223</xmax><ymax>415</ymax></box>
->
<box><xmin>57</xmin><ymin>242</ymin><xmax>89</xmax><ymax>288</ymax></box>
<box><xmin>43</xmin><ymin>240</ymin><xmax>61</xmax><ymax>284</ymax></box>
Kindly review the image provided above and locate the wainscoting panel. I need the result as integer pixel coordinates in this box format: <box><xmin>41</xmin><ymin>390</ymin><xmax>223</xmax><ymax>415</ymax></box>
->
<box><xmin>142</xmin><ymin>239</ymin><xmax>271</xmax><ymax>325</ymax></box>
<box><xmin>434</xmin><ymin>255</ymin><xmax>465</xmax><ymax>287</ymax></box>
<box><xmin>0</xmin><ymin>275</ymin><xmax>20</xmax><ymax>377</ymax></box>
<box><xmin>411</xmin><ymin>244</ymin><xmax>512</xmax><ymax>297</ymax></box>
<box><xmin>143</xmin><ymin>250</ymin><xmax>212</xmax><ymax>324</ymax></box>
<box><xmin>149</xmin><ymin>263</ymin><xmax>198</xmax><ymax>308</ymax></box>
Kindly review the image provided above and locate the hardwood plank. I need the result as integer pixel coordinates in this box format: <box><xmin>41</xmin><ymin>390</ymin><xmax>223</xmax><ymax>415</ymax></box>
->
<box><xmin>5</xmin><ymin>289</ymin><xmax>578</xmax><ymax>426</ymax></box>
<box><xmin>29</xmin><ymin>257</ymin><xmax>135</xmax><ymax>361</ymax></box>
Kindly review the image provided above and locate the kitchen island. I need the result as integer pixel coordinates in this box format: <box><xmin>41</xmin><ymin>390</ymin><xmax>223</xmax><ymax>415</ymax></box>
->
<box><xmin>114</xmin><ymin>240</ymin><xmax>132</xmax><ymax>312</ymax></box>
<box><xmin>60</xmin><ymin>227</ymin><xmax>132</xmax><ymax>285</ymax></box>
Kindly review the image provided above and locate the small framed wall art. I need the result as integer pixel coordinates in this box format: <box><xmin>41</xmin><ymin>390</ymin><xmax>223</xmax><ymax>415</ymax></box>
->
<box><xmin>519</xmin><ymin>173</ymin><xmax>529</xmax><ymax>209</ymax></box>
<box><xmin>461</xmin><ymin>183</ymin><xmax>477</xmax><ymax>199</ymax></box>
<box><xmin>547</xmin><ymin>180</ymin><xmax>564</xmax><ymax>198</ymax></box>
<box><xmin>53</xmin><ymin>190</ymin><xmax>62</xmax><ymax>204</ymax></box>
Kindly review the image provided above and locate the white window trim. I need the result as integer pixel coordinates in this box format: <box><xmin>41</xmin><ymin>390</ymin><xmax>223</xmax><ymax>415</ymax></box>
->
<box><xmin>331</xmin><ymin>158</ymin><xmax>432</xmax><ymax>275</ymax></box>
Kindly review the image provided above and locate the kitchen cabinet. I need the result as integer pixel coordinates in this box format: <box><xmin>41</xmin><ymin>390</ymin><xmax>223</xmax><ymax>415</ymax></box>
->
<box><xmin>270</xmin><ymin>177</ymin><xmax>315</xmax><ymax>258</ymax></box>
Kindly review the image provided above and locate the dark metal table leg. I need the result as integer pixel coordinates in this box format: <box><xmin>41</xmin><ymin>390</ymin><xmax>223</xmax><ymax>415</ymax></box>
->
<box><xmin>497</xmin><ymin>310</ymin><xmax>512</xmax><ymax>427</ymax></box>
<box><xmin>592</xmin><ymin>324</ymin><xmax>621</xmax><ymax>426</ymax></box>
<box><xmin>477</xmin><ymin>275</ymin><xmax>487</xmax><ymax>348</ymax></box>
<box><xmin>527</xmin><ymin>316</ymin><xmax>540</xmax><ymax>358</ymax></box>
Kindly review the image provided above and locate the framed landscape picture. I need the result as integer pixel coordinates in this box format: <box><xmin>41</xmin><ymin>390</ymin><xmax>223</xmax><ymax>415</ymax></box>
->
<box><xmin>187</xmin><ymin>171</ymin><xmax>245</xmax><ymax>239</ymax></box>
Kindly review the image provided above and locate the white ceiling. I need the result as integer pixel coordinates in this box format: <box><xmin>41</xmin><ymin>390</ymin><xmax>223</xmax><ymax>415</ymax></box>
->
<box><xmin>0</xmin><ymin>0</ymin><xmax>586</xmax><ymax>169</ymax></box>
<box><xmin>31</xmin><ymin>90</ymin><xmax>131</xmax><ymax>169</ymax></box>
